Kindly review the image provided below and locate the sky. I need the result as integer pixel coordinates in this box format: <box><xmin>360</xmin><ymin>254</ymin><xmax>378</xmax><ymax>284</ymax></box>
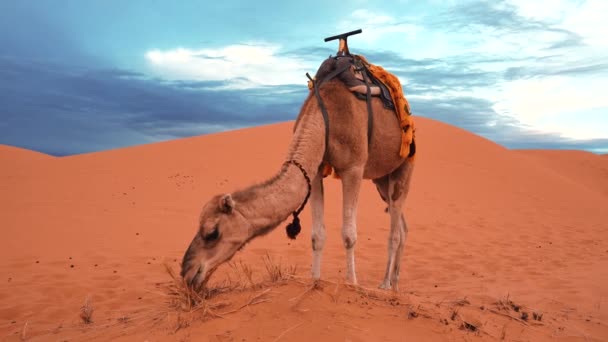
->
<box><xmin>0</xmin><ymin>0</ymin><xmax>607</xmax><ymax>156</ymax></box>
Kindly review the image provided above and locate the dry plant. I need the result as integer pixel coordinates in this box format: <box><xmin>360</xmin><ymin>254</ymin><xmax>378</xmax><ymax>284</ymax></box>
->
<box><xmin>173</xmin><ymin>313</ymin><xmax>192</xmax><ymax>333</ymax></box>
<box><xmin>288</xmin><ymin>280</ymin><xmax>322</xmax><ymax>306</ymax></box>
<box><xmin>494</xmin><ymin>294</ymin><xmax>520</xmax><ymax>312</ymax></box>
<box><xmin>162</xmin><ymin>262</ymin><xmax>273</xmax><ymax>326</ymax></box>
<box><xmin>227</xmin><ymin>259</ymin><xmax>255</xmax><ymax>288</ymax></box>
<box><xmin>163</xmin><ymin>262</ymin><xmax>218</xmax><ymax>316</ymax></box>
<box><xmin>80</xmin><ymin>296</ymin><xmax>94</xmax><ymax>324</ymax></box>
<box><xmin>460</xmin><ymin>320</ymin><xmax>479</xmax><ymax>332</ymax></box>
<box><xmin>407</xmin><ymin>306</ymin><xmax>419</xmax><ymax>319</ymax></box>
<box><xmin>452</xmin><ymin>297</ymin><xmax>471</xmax><ymax>307</ymax></box>
<box><xmin>219</xmin><ymin>289</ymin><xmax>272</xmax><ymax>315</ymax></box>
<box><xmin>489</xmin><ymin>294</ymin><xmax>531</xmax><ymax>325</ymax></box>
<box><xmin>117</xmin><ymin>315</ymin><xmax>129</xmax><ymax>323</ymax></box>
<box><xmin>451</xmin><ymin>309</ymin><xmax>459</xmax><ymax>321</ymax></box>
<box><xmin>262</xmin><ymin>253</ymin><xmax>297</xmax><ymax>283</ymax></box>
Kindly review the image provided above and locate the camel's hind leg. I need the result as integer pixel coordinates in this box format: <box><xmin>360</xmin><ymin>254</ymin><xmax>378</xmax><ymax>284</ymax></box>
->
<box><xmin>340</xmin><ymin>167</ymin><xmax>364</xmax><ymax>284</ymax></box>
<box><xmin>310</xmin><ymin>172</ymin><xmax>326</xmax><ymax>280</ymax></box>
<box><xmin>377</xmin><ymin>160</ymin><xmax>414</xmax><ymax>290</ymax></box>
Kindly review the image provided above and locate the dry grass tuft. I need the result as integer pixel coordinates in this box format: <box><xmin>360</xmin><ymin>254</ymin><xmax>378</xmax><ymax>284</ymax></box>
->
<box><xmin>163</xmin><ymin>262</ymin><xmax>218</xmax><ymax>315</ymax></box>
<box><xmin>262</xmin><ymin>253</ymin><xmax>297</xmax><ymax>283</ymax></box>
<box><xmin>80</xmin><ymin>296</ymin><xmax>94</xmax><ymax>324</ymax></box>
<box><xmin>446</xmin><ymin>309</ymin><xmax>481</xmax><ymax>334</ymax></box>
<box><xmin>489</xmin><ymin>294</ymin><xmax>537</xmax><ymax>326</ymax></box>
<box><xmin>288</xmin><ymin>281</ymin><xmax>321</xmax><ymax>306</ymax></box>
<box><xmin>407</xmin><ymin>307</ymin><xmax>419</xmax><ymax>319</ymax></box>
<box><xmin>453</xmin><ymin>297</ymin><xmax>470</xmax><ymax>307</ymax></box>
<box><xmin>460</xmin><ymin>320</ymin><xmax>478</xmax><ymax>332</ymax></box>
<box><xmin>161</xmin><ymin>261</ymin><xmax>276</xmax><ymax>327</ymax></box>
<box><xmin>494</xmin><ymin>294</ymin><xmax>520</xmax><ymax>312</ymax></box>
<box><xmin>227</xmin><ymin>259</ymin><xmax>256</xmax><ymax>288</ymax></box>
<box><xmin>173</xmin><ymin>313</ymin><xmax>192</xmax><ymax>333</ymax></box>
<box><xmin>219</xmin><ymin>288</ymin><xmax>272</xmax><ymax>315</ymax></box>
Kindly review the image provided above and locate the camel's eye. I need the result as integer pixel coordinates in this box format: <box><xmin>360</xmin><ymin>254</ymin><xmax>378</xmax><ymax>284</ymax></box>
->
<box><xmin>203</xmin><ymin>225</ymin><xmax>220</xmax><ymax>243</ymax></box>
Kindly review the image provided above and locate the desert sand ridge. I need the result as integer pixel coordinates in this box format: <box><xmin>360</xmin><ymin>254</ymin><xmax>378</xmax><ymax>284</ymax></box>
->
<box><xmin>1</xmin><ymin>118</ymin><xmax>606</xmax><ymax>341</ymax></box>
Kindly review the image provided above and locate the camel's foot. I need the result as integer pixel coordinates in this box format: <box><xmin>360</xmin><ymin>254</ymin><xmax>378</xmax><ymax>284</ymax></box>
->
<box><xmin>379</xmin><ymin>280</ymin><xmax>392</xmax><ymax>290</ymax></box>
<box><xmin>379</xmin><ymin>281</ymin><xmax>400</xmax><ymax>291</ymax></box>
<box><xmin>345</xmin><ymin>274</ymin><xmax>358</xmax><ymax>285</ymax></box>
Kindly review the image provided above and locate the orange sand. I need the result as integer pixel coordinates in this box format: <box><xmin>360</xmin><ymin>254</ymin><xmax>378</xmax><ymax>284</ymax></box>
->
<box><xmin>1</xmin><ymin>118</ymin><xmax>607</xmax><ymax>341</ymax></box>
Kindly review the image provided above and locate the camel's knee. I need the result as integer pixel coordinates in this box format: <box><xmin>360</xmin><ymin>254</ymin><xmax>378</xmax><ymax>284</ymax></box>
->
<box><xmin>389</xmin><ymin>232</ymin><xmax>400</xmax><ymax>249</ymax></box>
<box><xmin>342</xmin><ymin>225</ymin><xmax>357</xmax><ymax>249</ymax></box>
<box><xmin>388</xmin><ymin>215</ymin><xmax>403</xmax><ymax>249</ymax></box>
<box><xmin>311</xmin><ymin>227</ymin><xmax>326</xmax><ymax>251</ymax></box>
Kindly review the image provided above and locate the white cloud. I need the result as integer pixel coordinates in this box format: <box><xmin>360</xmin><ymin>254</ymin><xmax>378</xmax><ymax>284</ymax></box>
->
<box><xmin>494</xmin><ymin>75</ymin><xmax>608</xmax><ymax>139</ymax></box>
<box><xmin>560</xmin><ymin>0</ymin><xmax>608</xmax><ymax>48</ymax></box>
<box><xmin>337</xmin><ymin>10</ymin><xmax>421</xmax><ymax>47</ymax></box>
<box><xmin>509</xmin><ymin>0</ymin><xmax>608</xmax><ymax>48</ymax></box>
<box><xmin>141</xmin><ymin>3</ymin><xmax>607</xmax><ymax>143</ymax></box>
<box><xmin>145</xmin><ymin>43</ymin><xmax>314</xmax><ymax>89</ymax></box>
<box><xmin>507</xmin><ymin>0</ymin><xmax>578</xmax><ymax>22</ymax></box>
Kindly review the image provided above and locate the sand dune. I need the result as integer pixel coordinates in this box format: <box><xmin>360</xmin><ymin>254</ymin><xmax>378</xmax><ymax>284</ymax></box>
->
<box><xmin>1</xmin><ymin>118</ymin><xmax>606</xmax><ymax>341</ymax></box>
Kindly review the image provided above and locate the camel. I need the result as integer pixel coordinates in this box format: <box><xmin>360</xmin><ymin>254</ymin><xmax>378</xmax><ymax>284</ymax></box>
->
<box><xmin>181</xmin><ymin>79</ymin><xmax>414</xmax><ymax>290</ymax></box>
<box><xmin>181</xmin><ymin>32</ymin><xmax>415</xmax><ymax>291</ymax></box>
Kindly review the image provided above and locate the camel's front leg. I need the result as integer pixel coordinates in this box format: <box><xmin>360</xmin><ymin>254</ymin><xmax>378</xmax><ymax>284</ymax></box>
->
<box><xmin>310</xmin><ymin>173</ymin><xmax>326</xmax><ymax>280</ymax></box>
<box><xmin>340</xmin><ymin>167</ymin><xmax>364</xmax><ymax>284</ymax></box>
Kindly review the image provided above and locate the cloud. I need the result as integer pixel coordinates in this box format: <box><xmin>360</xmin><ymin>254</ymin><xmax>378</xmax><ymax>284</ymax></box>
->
<box><xmin>338</xmin><ymin>10</ymin><xmax>421</xmax><ymax>44</ymax></box>
<box><xmin>422</xmin><ymin>0</ymin><xmax>586</xmax><ymax>58</ymax></box>
<box><xmin>0</xmin><ymin>56</ymin><xmax>308</xmax><ymax>155</ymax></box>
<box><xmin>412</xmin><ymin>94</ymin><xmax>608</xmax><ymax>153</ymax></box>
<box><xmin>145</xmin><ymin>43</ymin><xmax>316</xmax><ymax>88</ymax></box>
<box><xmin>2</xmin><ymin>48</ymin><xmax>606</xmax><ymax>157</ymax></box>
<box><xmin>340</xmin><ymin>47</ymin><xmax>606</xmax><ymax>148</ymax></box>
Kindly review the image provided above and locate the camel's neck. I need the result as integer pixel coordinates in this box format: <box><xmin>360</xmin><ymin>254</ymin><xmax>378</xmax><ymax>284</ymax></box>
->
<box><xmin>232</xmin><ymin>99</ymin><xmax>326</xmax><ymax>237</ymax></box>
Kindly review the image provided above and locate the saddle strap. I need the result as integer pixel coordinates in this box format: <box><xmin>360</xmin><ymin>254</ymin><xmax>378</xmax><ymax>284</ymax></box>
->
<box><xmin>311</xmin><ymin>78</ymin><xmax>330</xmax><ymax>155</ymax></box>
<box><xmin>318</xmin><ymin>61</ymin><xmax>352</xmax><ymax>87</ymax></box>
<box><xmin>360</xmin><ymin>66</ymin><xmax>374</xmax><ymax>146</ymax></box>
<box><xmin>308</xmin><ymin>59</ymin><xmax>374</xmax><ymax>162</ymax></box>
<box><xmin>308</xmin><ymin>62</ymin><xmax>352</xmax><ymax>158</ymax></box>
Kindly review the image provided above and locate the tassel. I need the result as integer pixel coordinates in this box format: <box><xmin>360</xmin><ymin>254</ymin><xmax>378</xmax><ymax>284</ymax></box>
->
<box><xmin>286</xmin><ymin>212</ymin><xmax>301</xmax><ymax>239</ymax></box>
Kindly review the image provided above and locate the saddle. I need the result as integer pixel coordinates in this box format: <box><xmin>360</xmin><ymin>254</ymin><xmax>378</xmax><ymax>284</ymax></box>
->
<box><xmin>310</xmin><ymin>55</ymin><xmax>396</xmax><ymax>111</ymax></box>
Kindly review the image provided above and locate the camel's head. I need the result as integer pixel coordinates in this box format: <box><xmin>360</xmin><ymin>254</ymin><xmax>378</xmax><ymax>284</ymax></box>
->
<box><xmin>181</xmin><ymin>193</ymin><xmax>251</xmax><ymax>290</ymax></box>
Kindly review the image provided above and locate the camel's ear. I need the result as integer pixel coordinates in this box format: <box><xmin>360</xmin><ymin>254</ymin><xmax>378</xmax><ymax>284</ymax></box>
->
<box><xmin>219</xmin><ymin>194</ymin><xmax>235</xmax><ymax>214</ymax></box>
